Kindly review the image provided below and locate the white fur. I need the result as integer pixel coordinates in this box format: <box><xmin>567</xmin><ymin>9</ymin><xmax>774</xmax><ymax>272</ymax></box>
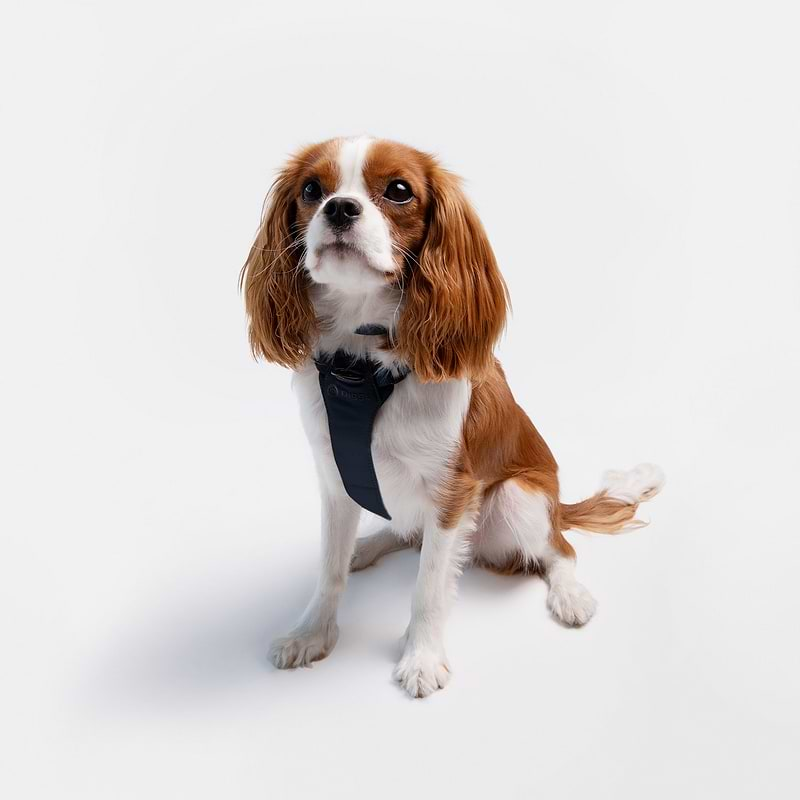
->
<box><xmin>546</xmin><ymin>558</ymin><xmax>598</xmax><ymax>627</ymax></box>
<box><xmin>601</xmin><ymin>462</ymin><xmax>665</xmax><ymax>504</ymax></box>
<box><xmin>392</xmin><ymin>511</ymin><xmax>470</xmax><ymax>697</ymax></box>
<box><xmin>473</xmin><ymin>480</ymin><xmax>553</xmax><ymax>572</ymax></box>
<box><xmin>310</xmin><ymin>284</ymin><xmax>405</xmax><ymax>372</ymax></box>
<box><xmin>269</xmin><ymin>494</ymin><xmax>359</xmax><ymax>668</ymax></box>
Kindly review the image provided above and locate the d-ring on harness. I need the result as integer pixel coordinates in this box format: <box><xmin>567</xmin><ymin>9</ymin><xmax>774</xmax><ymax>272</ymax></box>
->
<box><xmin>313</xmin><ymin>325</ymin><xmax>409</xmax><ymax>520</ymax></box>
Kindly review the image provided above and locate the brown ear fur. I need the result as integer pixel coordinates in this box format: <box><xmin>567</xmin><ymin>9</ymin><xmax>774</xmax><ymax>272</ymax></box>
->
<box><xmin>399</xmin><ymin>165</ymin><xmax>509</xmax><ymax>382</ymax></box>
<box><xmin>240</xmin><ymin>159</ymin><xmax>316</xmax><ymax>368</ymax></box>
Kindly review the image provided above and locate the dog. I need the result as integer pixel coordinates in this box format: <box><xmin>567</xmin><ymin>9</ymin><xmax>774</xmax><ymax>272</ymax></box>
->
<box><xmin>241</xmin><ymin>136</ymin><xmax>664</xmax><ymax>698</ymax></box>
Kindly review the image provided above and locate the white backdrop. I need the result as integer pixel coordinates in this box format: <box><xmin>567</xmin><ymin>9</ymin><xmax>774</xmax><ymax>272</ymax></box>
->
<box><xmin>2</xmin><ymin>1</ymin><xmax>799</xmax><ymax>798</ymax></box>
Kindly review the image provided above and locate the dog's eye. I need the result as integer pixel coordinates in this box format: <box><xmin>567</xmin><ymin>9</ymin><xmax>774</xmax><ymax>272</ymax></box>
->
<box><xmin>302</xmin><ymin>179</ymin><xmax>323</xmax><ymax>203</ymax></box>
<box><xmin>384</xmin><ymin>179</ymin><xmax>413</xmax><ymax>204</ymax></box>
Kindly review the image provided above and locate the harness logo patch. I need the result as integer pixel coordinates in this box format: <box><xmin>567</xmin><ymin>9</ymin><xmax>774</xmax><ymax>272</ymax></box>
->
<box><xmin>327</xmin><ymin>384</ymin><xmax>368</xmax><ymax>401</ymax></box>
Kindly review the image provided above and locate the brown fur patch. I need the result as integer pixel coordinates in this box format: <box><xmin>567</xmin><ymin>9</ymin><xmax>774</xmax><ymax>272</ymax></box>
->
<box><xmin>396</xmin><ymin>161</ymin><xmax>510</xmax><ymax>383</ymax></box>
<box><xmin>434</xmin><ymin>360</ymin><xmax>571</xmax><ymax>550</ymax></box>
<box><xmin>474</xmin><ymin>548</ymin><xmax>552</xmax><ymax>576</ymax></box>
<box><xmin>292</xmin><ymin>140</ymin><xmax>342</xmax><ymax>231</ymax></box>
<box><xmin>436</xmin><ymin>455</ymin><xmax>482</xmax><ymax>530</ymax></box>
<box><xmin>362</xmin><ymin>140</ymin><xmax>431</xmax><ymax>274</ymax></box>
<box><xmin>560</xmin><ymin>493</ymin><xmax>643</xmax><ymax>533</ymax></box>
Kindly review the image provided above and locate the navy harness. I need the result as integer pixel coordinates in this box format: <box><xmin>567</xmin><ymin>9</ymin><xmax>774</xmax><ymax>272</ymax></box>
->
<box><xmin>314</xmin><ymin>326</ymin><xmax>409</xmax><ymax>520</ymax></box>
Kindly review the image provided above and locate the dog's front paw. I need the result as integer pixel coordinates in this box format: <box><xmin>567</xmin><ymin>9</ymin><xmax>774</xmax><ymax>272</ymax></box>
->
<box><xmin>269</xmin><ymin>623</ymin><xmax>338</xmax><ymax>669</ymax></box>
<box><xmin>547</xmin><ymin>581</ymin><xmax>597</xmax><ymax>627</ymax></box>
<box><xmin>393</xmin><ymin>646</ymin><xmax>451</xmax><ymax>698</ymax></box>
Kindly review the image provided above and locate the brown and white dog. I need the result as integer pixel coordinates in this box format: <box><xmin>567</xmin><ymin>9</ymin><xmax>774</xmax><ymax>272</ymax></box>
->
<box><xmin>241</xmin><ymin>137</ymin><xmax>664</xmax><ymax>698</ymax></box>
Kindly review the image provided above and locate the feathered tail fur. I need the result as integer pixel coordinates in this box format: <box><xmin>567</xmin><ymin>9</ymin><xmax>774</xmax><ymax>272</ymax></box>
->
<box><xmin>560</xmin><ymin>463</ymin><xmax>665</xmax><ymax>534</ymax></box>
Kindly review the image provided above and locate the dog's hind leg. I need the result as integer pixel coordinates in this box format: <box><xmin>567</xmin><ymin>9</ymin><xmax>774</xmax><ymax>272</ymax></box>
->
<box><xmin>350</xmin><ymin>529</ymin><xmax>413</xmax><ymax>572</ymax></box>
<box><xmin>473</xmin><ymin>477</ymin><xmax>597</xmax><ymax>626</ymax></box>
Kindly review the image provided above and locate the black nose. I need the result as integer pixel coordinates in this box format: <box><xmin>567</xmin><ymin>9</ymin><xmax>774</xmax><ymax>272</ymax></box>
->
<box><xmin>323</xmin><ymin>196</ymin><xmax>363</xmax><ymax>230</ymax></box>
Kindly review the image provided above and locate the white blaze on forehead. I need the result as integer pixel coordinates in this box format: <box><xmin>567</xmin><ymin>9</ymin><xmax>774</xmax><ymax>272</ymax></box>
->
<box><xmin>335</xmin><ymin>136</ymin><xmax>374</xmax><ymax>195</ymax></box>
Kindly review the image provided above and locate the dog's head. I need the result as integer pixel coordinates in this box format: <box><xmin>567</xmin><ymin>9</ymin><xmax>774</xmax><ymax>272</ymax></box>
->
<box><xmin>241</xmin><ymin>137</ymin><xmax>508</xmax><ymax>381</ymax></box>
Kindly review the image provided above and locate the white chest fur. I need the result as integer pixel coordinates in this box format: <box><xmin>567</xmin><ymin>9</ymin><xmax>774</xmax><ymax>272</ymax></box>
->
<box><xmin>292</xmin><ymin>363</ymin><xmax>471</xmax><ymax>535</ymax></box>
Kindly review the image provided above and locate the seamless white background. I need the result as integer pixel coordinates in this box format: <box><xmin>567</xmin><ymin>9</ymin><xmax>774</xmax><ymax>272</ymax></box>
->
<box><xmin>2</xmin><ymin>1</ymin><xmax>799</xmax><ymax>798</ymax></box>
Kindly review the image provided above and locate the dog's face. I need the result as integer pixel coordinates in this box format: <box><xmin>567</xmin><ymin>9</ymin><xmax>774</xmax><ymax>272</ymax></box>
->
<box><xmin>241</xmin><ymin>137</ymin><xmax>509</xmax><ymax>381</ymax></box>
<box><xmin>297</xmin><ymin>138</ymin><xmax>431</xmax><ymax>293</ymax></box>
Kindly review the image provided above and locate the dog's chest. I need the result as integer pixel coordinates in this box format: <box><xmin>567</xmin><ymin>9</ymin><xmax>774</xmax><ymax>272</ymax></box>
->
<box><xmin>293</xmin><ymin>362</ymin><xmax>470</xmax><ymax>533</ymax></box>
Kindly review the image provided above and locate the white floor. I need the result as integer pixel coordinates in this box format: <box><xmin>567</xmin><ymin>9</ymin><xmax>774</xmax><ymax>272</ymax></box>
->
<box><xmin>7</xmin><ymin>399</ymin><xmax>799</xmax><ymax>800</ymax></box>
<box><xmin>4</xmin><ymin>2</ymin><xmax>799</xmax><ymax>798</ymax></box>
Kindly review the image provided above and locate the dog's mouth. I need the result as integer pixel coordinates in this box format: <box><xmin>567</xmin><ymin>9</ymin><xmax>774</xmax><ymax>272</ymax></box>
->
<box><xmin>317</xmin><ymin>241</ymin><xmax>363</xmax><ymax>258</ymax></box>
<box><xmin>314</xmin><ymin>240</ymin><xmax>387</xmax><ymax>275</ymax></box>
<box><xmin>307</xmin><ymin>236</ymin><xmax>398</xmax><ymax>283</ymax></box>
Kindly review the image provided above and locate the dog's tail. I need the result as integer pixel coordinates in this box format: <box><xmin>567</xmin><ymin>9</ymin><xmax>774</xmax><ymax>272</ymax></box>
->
<box><xmin>560</xmin><ymin>463</ymin><xmax>665</xmax><ymax>534</ymax></box>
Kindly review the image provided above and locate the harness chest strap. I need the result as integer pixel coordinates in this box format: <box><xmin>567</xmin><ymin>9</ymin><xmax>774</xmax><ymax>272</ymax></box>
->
<box><xmin>314</xmin><ymin>349</ymin><xmax>409</xmax><ymax>520</ymax></box>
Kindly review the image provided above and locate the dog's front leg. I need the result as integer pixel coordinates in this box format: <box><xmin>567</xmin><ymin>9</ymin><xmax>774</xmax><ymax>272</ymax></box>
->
<box><xmin>269</xmin><ymin>492</ymin><xmax>360</xmax><ymax>669</ymax></box>
<box><xmin>393</xmin><ymin>510</ymin><xmax>469</xmax><ymax>698</ymax></box>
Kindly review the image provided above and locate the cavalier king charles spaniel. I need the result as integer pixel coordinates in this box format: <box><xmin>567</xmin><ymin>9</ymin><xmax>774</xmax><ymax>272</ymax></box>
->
<box><xmin>241</xmin><ymin>136</ymin><xmax>664</xmax><ymax>698</ymax></box>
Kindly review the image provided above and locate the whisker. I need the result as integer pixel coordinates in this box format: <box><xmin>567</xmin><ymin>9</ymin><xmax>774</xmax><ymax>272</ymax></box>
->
<box><xmin>250</xmin><ymin>239</ymin><xmax>305</xmax><ymax>277</ymax></box>
<box><xmin>391</xmin><ymin>242</ymin><xmax>421</xmax><ymax>269</ymax></box>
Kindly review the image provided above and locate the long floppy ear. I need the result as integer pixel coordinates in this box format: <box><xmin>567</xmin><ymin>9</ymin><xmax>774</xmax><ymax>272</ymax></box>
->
<box><xmin>399</xmin><ymin>166</ymin><xmax>509</xmax><ymax>382</ymax></box>
<box><xmin>240</xmin><ymin>163</ymin><xmax>316</xmax><ymax>368</ymax></box>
